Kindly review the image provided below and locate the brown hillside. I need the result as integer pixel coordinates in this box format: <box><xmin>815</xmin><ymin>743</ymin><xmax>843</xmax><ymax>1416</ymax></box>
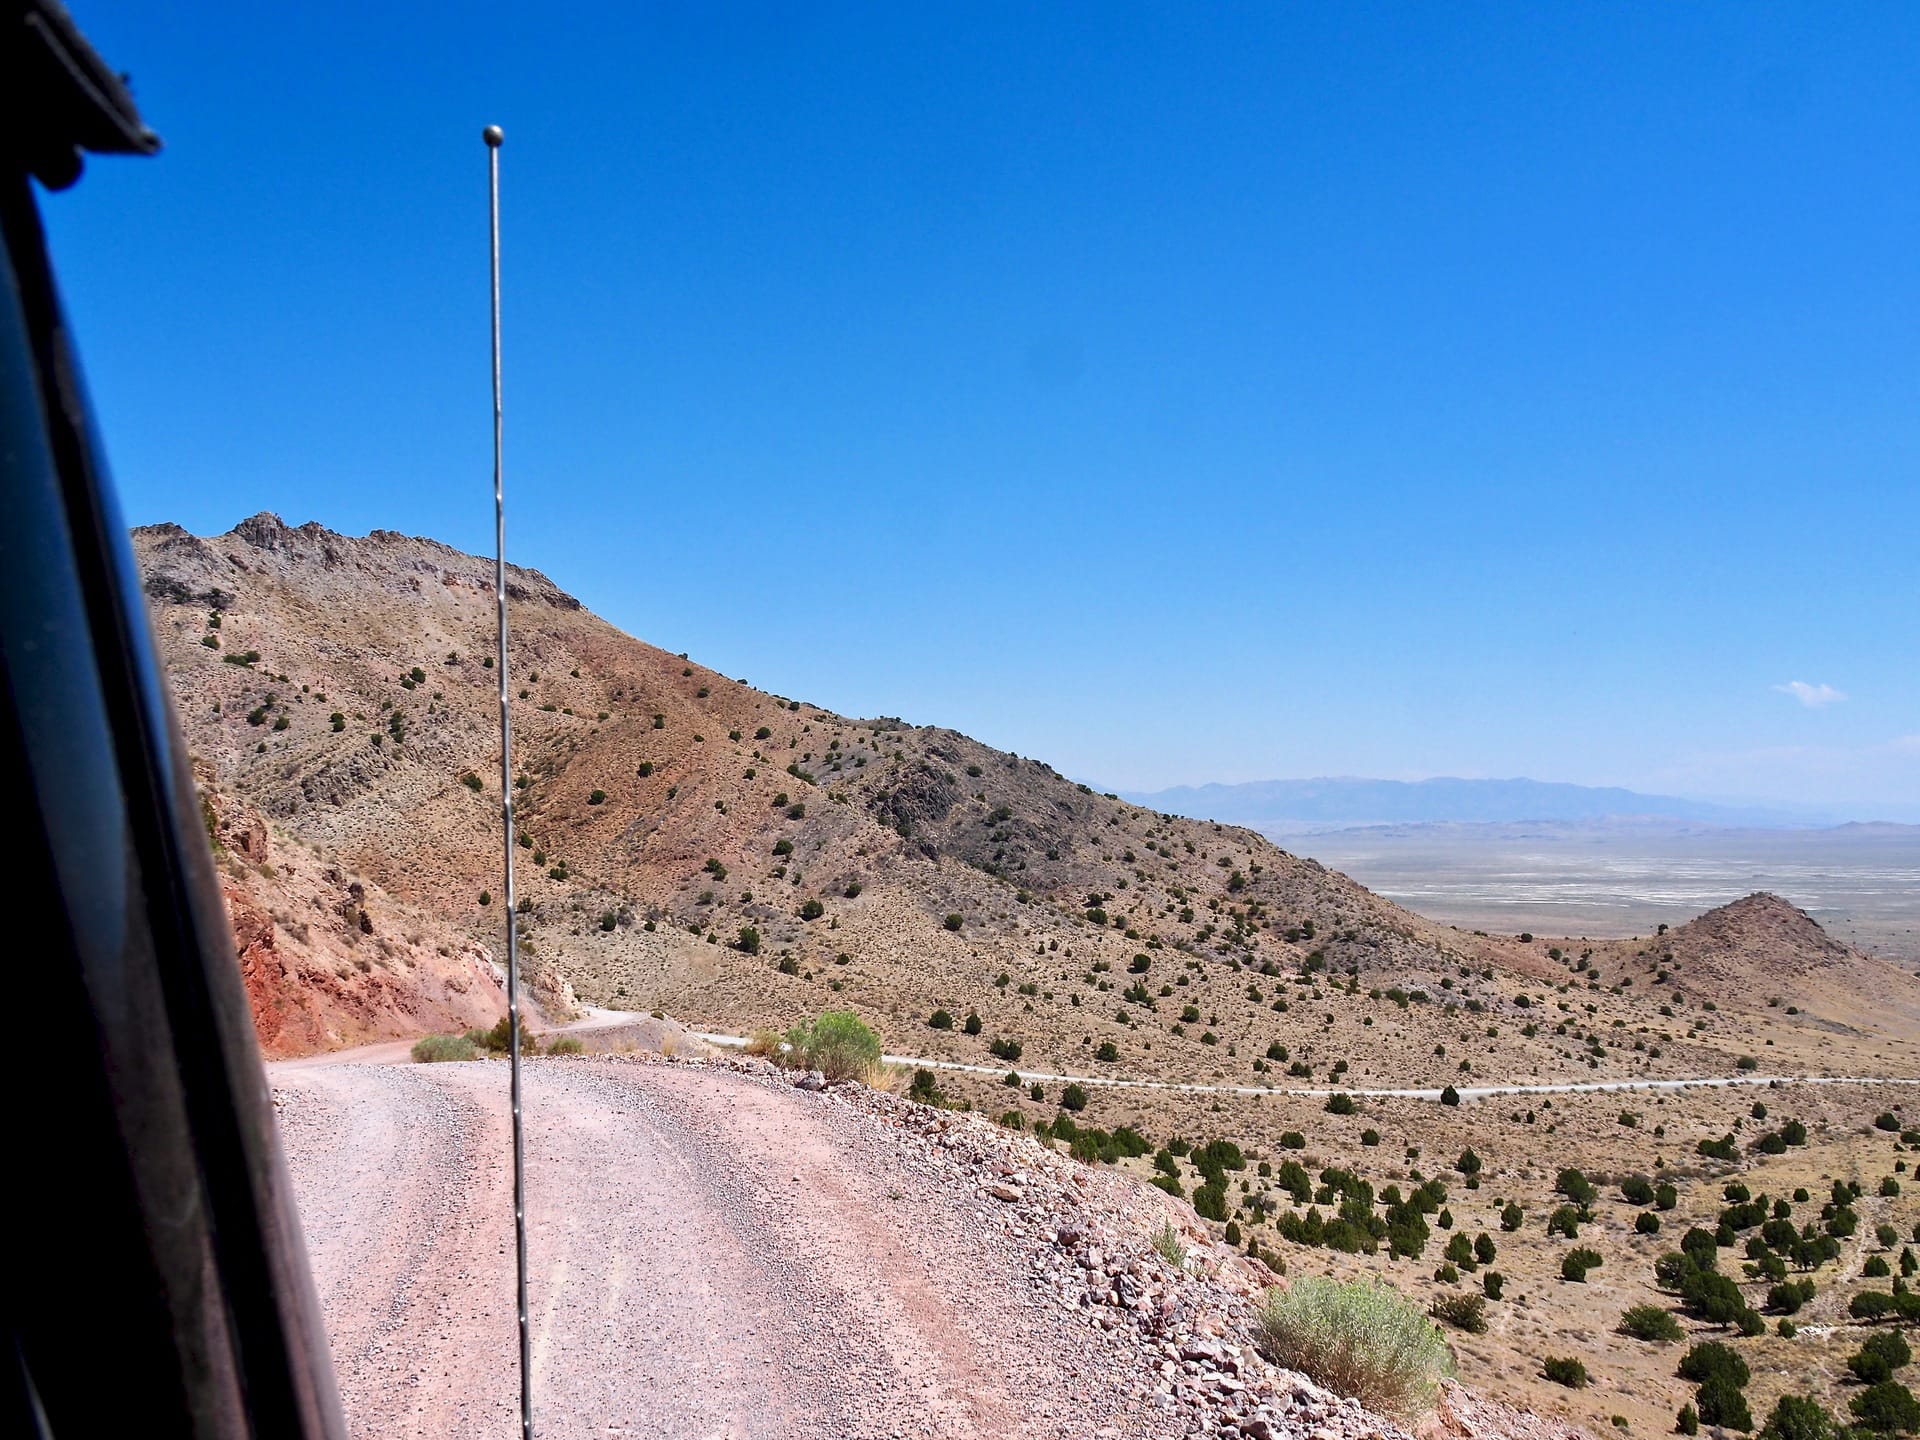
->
<box><xmin>1607</xmin><ymin>890</ymin><xmax>1920</xmax><ymax>1035</ymax></box>
<box><xmin>137</xmin><ymin>516</ymin><xmax>1914</xmax><ymax>1088</ymax></box>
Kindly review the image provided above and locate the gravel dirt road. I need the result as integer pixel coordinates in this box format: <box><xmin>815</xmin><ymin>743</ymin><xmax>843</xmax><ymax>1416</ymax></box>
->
<box><xmin>274</xmin><ymin>1057</ymin><xmax>1164</xmax><ymax>1440</ymax></box>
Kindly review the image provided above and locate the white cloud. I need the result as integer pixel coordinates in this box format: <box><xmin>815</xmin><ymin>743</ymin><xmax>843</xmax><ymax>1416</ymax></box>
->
<box><xmin>1773</xmin><ymin>680</ymin><xmax>1846</xmax><ymax>709</ymax></box>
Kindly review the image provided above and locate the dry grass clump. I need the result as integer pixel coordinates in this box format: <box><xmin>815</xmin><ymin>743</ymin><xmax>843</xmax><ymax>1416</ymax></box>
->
<box><xmin>743</xmin><ymin>1028</ymin><xmax>784</xmax><ymax>1059</ymax></box>
<box><xmin>1253</xmin><ymin>1276</ymin><xmax>1456</xmax><ymax>1417</ymax></box>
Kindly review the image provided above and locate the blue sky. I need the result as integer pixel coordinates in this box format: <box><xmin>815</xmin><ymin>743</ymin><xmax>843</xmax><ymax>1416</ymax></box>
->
<box><xmin>43</xmin><ymin>3</ymin><xmax>1920</xmax><ymax>816</ymax></box>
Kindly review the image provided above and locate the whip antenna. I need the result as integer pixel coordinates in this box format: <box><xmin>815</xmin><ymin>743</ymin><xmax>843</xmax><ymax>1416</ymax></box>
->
<box><xmin>484</xmin><ymin>121</ymin><xmax>534</xmax><ymax>1440</ymax></box>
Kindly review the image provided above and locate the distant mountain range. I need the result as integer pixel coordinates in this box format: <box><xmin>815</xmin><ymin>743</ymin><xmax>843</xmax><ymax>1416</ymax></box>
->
<box><xmin>1114</xmin><ymin>776</ymin><xmax>1814</xmax><ymax>830</ymax></box>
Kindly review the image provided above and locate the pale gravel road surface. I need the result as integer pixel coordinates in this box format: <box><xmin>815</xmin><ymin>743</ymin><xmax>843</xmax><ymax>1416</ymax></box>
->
<box><xmin>274</xmin><ymin>1057</ymin><xmax>1167</xmax><ymax>1440</ymax></box>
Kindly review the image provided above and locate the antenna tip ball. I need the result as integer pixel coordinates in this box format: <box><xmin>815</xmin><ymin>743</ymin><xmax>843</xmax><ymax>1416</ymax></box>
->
<box><xmin>483</xmin><ymin>125</ymin><xmax>505</xmax><ymax>147</ymax></box>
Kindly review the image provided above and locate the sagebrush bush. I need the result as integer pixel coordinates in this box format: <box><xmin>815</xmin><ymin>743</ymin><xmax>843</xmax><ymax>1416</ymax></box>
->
<box><xmin>411</xmin><ymin>1033</ymin><xmax>478</xmax><ymax>1063</ymax></box>
<box><xmin>784</xmin><ymin>1009</ymin><xmax>881</xmax><ymax>1082</ymax></box>
<box><xmin>1251</xmin><ymin>1277</ymin><xmax>1455</xmax><ymax>1417</ymax></box>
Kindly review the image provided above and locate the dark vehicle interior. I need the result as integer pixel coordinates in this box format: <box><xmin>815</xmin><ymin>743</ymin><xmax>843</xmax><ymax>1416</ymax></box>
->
<box><xmin>2</xmin><ymin>3</ymin><xmax>345</xmax><ymax>1434</ymax></box>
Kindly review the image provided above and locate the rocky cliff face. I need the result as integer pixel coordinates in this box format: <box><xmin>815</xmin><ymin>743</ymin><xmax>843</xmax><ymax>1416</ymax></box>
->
<box><xmin>197</xmin><ymin>762</ymin><xmax>510</xmax><ymax>1057</ymax></box>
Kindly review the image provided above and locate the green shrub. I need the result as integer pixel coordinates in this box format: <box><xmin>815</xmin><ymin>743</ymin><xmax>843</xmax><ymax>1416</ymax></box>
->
<box><xmin>784</xmin><ymin>1009</ymin><xmax>882</xmax><ymax>1082</ymax></box>
<box><xmin>1697</xmin><ymin>1374</ymin><xmax>1753</xmax><ymax>1431</ymax></box>
<box><xmin>1759</xmin><ymin>1395</ymin><xmax>1832</xmax><ymax>1440</ymax></box>
<box><xmin>928</xmin><ymin>1009</ymin><xmax>954</xmax><ymax>1030</ymax></box>
<box><xmin>461</xmin><ymin>771</ymin><xmax>484</xmax><ymax>792</ymax></box>
<box><xmin>1851</xmin><ymin>1383</ymin><xmax>1920</xmax><ymax>1435</ymax></box>
<box><xmin>943</xmin><ymin>913</ymin><xmax>963</xmax><ymax>931</ymax></box>
<box><xmin>799</xmin><ymin>898</ymin><xmax>825</xmax><ymax>921</ymax></box>
<box><xmin>411</xmin><ymin>1033</ymin><xmax>478</xmax><ymax>1063</ymax></box>
<box><xmin>1251</xmin><ymin>1277</ymin><xmax>1456</xmax><ymax>1416</ymax></box>
<box><xmin>1061</xmin><ymin>1083</ymin><xmax>1088</xmax><ymax>1112</ymax></box>
<box><xmin>737</xmin><ymin>926</ymin><xmax>762</xmax><ymax>954</ymax></box>
<box><xmin>1563</xmin><ymin>1248</ymin><xmax>1602</xmax><ymax>1282</ymax></box>
<box><xmin>1677</xmin><ymin>1404</ymin><xmax>1699</xmax><ymax>1435</ymax></box>
<box><xmin>1681</xmin><ymin>1269</ymin><xmax>1749</xmax><ymax>1325</ymax></box>
<box><xmin>1679</xmin><ymin>1343</ymin><xmax>1749</xmax><ymax>1389</ymax></box>
<box><xmin>1557</xmin><ymin>1168</ymin><xmax>1598</xmax><ymax>1207</ymax></box>
<box><xmin>1440</xmin><ymin>1085</ymin><xmax>1460</xmax><ymax>1106</ymax></box>
<box><xmin>1848</xmin><ymin>1332</ymin><xmax>1913</xmax><ymax>1386</ymax></box>
<box><xmin>1543</xmin><ymin>1356</ymin><xmax>1588</xmax><ymax>1389</ymax></box>
<box><xmin>1431</xmin><ymin>1292</ymin><xmax>1487</xmax><ymax>1334</ymax></box>
<box><xmin>1327</xmin><ymin>1093</ymin><xmax>1357</xmax><ymax>1115</ymax></box>
<box><xmin>1620</xmin><ymin>1304</ymin><xmax>1684</xmax><ymax>1342</ymax></box>
<box><xmin>479</xmin><ymin>1014</ymin><xmax>537</xmax><ymax>1055</ymax></box>
<box><xmin>546</xmin><ymin>1035</ymin><xmax>582</xmax><ymax>1055</ymax></box>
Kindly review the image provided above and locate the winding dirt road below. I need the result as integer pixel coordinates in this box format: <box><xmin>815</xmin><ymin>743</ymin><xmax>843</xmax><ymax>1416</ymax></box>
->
<box><xmin>274</xmin><ymin>1057</ymin><xmax>1173</xmax><ymax>1440</ymax></box>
